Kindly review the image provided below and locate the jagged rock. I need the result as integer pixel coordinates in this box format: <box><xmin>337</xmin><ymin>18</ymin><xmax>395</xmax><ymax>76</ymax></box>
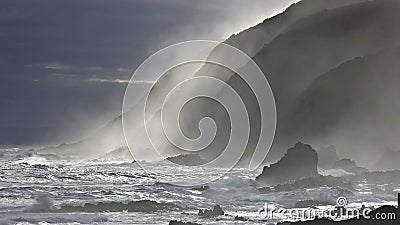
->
<box><xmin>169</xmin><ymin>220</ymin><xmax>202</xmax><ymax>225</ymax></box>
<box><xmin>190</xmin><ymin>186</ymin><xmax>209</xmax><ymax>191</ymax></box>
<box><xmin>256</xmin><ymin>142</ymin><xmax>319</xmax><ymax>186</ymax></box>
<box><xmin>198</xmin><ymin>205</ymin><xmax>224</xmax><ymax>218</ymax></box>
<box><xmin>234</xmin><ymin>215</ymin><xmax>251</xmax><ymax>221</ymax></box>
<box><xmin>318</xmin><ymin>146</ymin><xmax>339</xmax><ymax>169</ymax></box>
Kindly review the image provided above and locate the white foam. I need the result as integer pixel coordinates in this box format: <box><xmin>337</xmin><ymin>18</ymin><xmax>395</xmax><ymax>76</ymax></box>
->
<box><xmin>25</xmin><ymin>193</ymin><xmax>54</xmax><ymax>212</ymax></box>
<box><xmin>318</xmin><ymin>168</ymin><xmax>353</xmax><ymax>177</ymax></box>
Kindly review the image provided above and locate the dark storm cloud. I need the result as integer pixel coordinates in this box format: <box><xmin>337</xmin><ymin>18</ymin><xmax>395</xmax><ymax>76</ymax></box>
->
<box><xmin>0</xmin><ymin>0</ymin><xmax>202</xmax><ymax>129</ymax></box>
<box><xmin>0</xmin><ymin>0</ymin><xmax>296</xmax><ymax>132</ymax></box>
<box><xmin>0</xmin><ymin>0</ymin><xmax>198</xmax><ymax>69</ymax></box>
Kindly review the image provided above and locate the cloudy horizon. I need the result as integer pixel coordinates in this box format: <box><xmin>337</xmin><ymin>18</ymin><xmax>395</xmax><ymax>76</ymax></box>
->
<box><xmin>0</xmin><ymin>0</ymin><xmax>298</xmax><ymax>141</ymax></box>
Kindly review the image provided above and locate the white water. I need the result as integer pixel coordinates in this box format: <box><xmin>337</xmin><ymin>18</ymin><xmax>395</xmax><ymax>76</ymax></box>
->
<box><xmin>0</xmin><ymin>147</ymin><xmax>397</xmax><ymax>224</ymax></box>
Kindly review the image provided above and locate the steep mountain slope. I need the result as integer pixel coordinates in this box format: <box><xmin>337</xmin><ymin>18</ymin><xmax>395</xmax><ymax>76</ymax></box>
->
<box><xmin>196</xmin><ymin>0</ymin><xmax>370</xmax><ymax>87</ymax></box>
<box><xmin>224</xmin><ymin>0</ymin><xmax>368</xmax><ymax>57</ymax></box>
<box><xmin>41</xmin><ymin>0</ymin><xmax>352</xmax><ymax>160</ymax></box>
<box><xmin>224</xmin><ymin>0</ymin><xmax>400</xmax><ymax>161</ymax></box>
<box><xmin>286</xmin><ymin>46</ymin><xmax>400</xmax><ymax>165</ymax></box>
<box><xmin>256</xmin><ymin>0</ymin><xmax>400</xmax><ymax>109</ymax></box>
<box><xmin>38</xmin><ymin>0</ymin><xmax>400</xmax><ymax>169</ymax></box>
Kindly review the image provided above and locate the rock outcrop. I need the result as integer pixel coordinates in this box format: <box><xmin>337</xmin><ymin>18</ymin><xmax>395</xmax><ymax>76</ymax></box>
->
<box><xmin>256</xmin><ymin>142</ymin><xmax>319</xmax><ymax>186</ymax></box>
<box><xmin>198</xmin><ymin>205</ymin><xmax>225</xmax><ymax>218</ymax></box>
<box><xmin>169</xmin><ymin>220</ymin><xmax>201</xmax><ymax>225</ymax></box>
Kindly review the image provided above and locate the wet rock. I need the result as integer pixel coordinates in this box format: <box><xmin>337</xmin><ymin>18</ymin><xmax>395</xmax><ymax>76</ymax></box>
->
<box><xmin>234</xmin><ymin>215</ymin><xmax>251</xmax><ymax>221</ymax></box>
<box><xmin>191</xmin><ymin>186</ymin><xmax>210</xmax><ymax>191</ymax></box>
<box><xmin>169</xmin><ymin>220</ymin><xmax>202</xmax><ymax>225</ymax></box>
<box><xmin>198</xmin><ymin>205</ymin><xmax>224</xmax><ymax>218</ymax></box>
<box><xmin>256</xmin><ymin>142</ymin><xmax>319</xmax><ymax>186</ymax></box>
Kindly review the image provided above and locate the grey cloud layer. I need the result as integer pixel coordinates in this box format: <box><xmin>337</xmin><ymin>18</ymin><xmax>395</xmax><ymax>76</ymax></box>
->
<box><xmin>0</xmin><ymin>0</ymin><xmax>296</xmax><ymax>131</ymax></box>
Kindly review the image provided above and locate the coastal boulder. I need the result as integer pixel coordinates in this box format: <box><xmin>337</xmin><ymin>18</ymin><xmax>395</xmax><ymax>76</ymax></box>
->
<box><xmin>256</xmin><ymin>142</ymin><xmax>319</xmax><ymax>186</ymax></box>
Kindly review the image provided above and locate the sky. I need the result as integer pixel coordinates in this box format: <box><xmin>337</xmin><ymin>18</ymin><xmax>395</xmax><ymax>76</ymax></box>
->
<box><xmin>0</xmin><ymin>0</ymin><xmax>298</xmax><ymax>132</ymax></box>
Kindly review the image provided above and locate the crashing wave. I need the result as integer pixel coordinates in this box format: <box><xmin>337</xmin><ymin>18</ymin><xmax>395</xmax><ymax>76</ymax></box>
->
<box><xmin>95</xmin><ymin>146</ymin><xmax>134</xmax><ymax>162</ymax></box>
<box><xmin>258</xmin><ymin>175</ymin><xmax>355</xmax><ymax>194</ymax></box>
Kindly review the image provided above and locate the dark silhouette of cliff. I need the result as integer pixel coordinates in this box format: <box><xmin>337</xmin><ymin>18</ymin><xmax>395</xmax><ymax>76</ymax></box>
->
<box><xmin>39</xmin><ymin>0</ymin><xmax>400</xmax><ymax>168</ymax></box>
<box><xmin>256</xmin><ymin>142</ymin><xmax>319</xmax><ymax>185</ymax></box>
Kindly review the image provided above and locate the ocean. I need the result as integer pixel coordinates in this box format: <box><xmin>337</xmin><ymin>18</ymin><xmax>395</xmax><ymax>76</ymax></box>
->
<box><xmin>0</xmin><ymin>147</ymin><xmax>397</xmax><ymax>224</ymax></box>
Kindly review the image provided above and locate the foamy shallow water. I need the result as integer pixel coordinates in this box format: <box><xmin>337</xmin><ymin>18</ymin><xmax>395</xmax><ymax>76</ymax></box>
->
<box><xmin>0</xmin><ymin>147</ymin><xmax>397</xmax><ymax>224</ymax></box>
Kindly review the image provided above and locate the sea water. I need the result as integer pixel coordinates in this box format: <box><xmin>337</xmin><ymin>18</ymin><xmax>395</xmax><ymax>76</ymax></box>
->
<box><xmin>0</xmin><ymin>147</ymin><xmax>397</xmax><ymax>224</ymax></box>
